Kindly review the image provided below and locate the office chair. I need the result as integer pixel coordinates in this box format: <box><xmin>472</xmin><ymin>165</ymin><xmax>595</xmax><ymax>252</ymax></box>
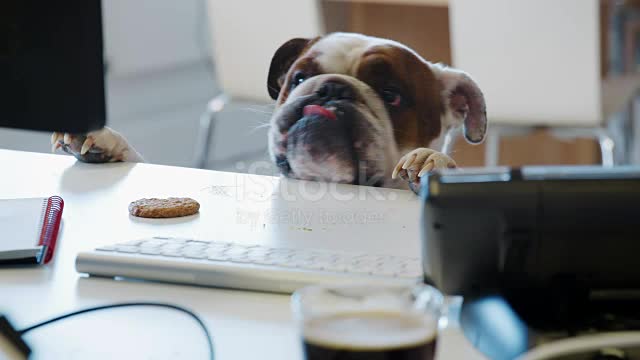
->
<box><xmin>449</xmin><ymin>0</ymin><xmax>640</xmax><ymax>166</ymax></box>
<box><xmin>194</xmin><ymin>0</ymin><xmax>323</xmax><ymax>169</ymax></box>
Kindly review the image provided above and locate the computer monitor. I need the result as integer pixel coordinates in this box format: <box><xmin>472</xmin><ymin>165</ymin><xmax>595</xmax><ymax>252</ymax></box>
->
<box><xmin>0</xmin><ymin>0</ymin><xmax>106</xmax><ymax>133</ymax></box>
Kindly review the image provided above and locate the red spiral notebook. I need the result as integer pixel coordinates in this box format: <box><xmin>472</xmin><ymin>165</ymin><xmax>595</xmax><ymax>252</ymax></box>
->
<box><xmin>0</xmin><ymin>196</ymin><xmax>64</xmax><ymax>265</ymax></box>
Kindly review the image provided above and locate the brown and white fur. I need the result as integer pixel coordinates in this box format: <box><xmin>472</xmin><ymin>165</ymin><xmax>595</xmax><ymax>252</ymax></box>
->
<box><xmin>52</xmin><ymin>33</ymin><xmax>487</xmax><ymax>193</ymax></box>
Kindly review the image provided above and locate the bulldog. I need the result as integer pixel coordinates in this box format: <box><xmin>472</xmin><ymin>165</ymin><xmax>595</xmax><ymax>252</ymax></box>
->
<box><xmin>52</xmin><ymin>33</ymin><xmax>487</xmax><ymax>193</ymax></box>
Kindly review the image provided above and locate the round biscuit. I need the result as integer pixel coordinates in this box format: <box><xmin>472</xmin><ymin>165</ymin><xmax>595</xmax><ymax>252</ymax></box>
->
<box><xmin>128</xmin><ymin>197</ymin><xmax>200</xmax><ymax>218</ymax></box>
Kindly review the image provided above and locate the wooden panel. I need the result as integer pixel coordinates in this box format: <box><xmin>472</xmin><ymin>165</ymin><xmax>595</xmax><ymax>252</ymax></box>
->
<box><xmin>452</xmin><ymin>129</ymin><xmax>600</xmax><ymax>167</ymax></box>
<box><xmin>321</xmin><ymin>0</ymin><xmax>353</xmax><ymax>33</ymax></box>
<box><xmin>322</xmin><ymin>0</ymin><xmax>452</xmax><ymax>65</ymax></box>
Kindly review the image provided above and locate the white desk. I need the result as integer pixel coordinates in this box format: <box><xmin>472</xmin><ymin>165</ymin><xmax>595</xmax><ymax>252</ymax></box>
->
<box><xmin>0</xmin><ymin>149</ymin><xmax>485</xmax><ymax>359</ymax></box>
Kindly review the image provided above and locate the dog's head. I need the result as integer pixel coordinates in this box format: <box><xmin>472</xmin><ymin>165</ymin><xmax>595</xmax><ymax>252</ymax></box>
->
<box><xmin>267</xmin><ymin>33</ymin><xmax>486</xmax><ymax>187</ymax></box>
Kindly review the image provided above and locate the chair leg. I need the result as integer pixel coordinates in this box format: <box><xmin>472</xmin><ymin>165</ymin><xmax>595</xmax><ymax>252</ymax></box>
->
<box><xmin>193</xmin><ymin>94</ymin><xmax>229</xmax><ymax>169</ymax></box>
<box><xmin>440</xmin><ymin>127</ymin><xmax>458</xmax><ymax>155</ymax></box>
<box><xmin>596</xmin><ymin>129</ymin><xmax>616</xmax><ymax>167</ymax></box>
<box><xmin>484</xmin><ymin>127</ymin><xmax>500</xmax><ymax>167</ymax></box>
<box><xmin>550</xmin><ymin>127</ymin><xmax>616</xmax><ymax>167</ymax></box>
<box><xmin>632</xmin><ymin>93</ymin><xmax>640</xmax><ymax>164</ymax></box>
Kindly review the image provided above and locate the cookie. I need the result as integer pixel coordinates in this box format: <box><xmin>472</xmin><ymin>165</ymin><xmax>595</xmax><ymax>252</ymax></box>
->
<box><xmin>128</xmin><ymin>197</ymin><xmax>200</xmax><ymax>218</ymax></box>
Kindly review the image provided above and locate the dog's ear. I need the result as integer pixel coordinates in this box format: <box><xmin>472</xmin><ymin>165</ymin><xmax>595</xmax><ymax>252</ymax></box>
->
<box><xmin>267</xmin><ymin>38</ymin><xmax>311</xmax><ymax>100</ymax></box>
<box><xmin>431</xmin><ymin>64</ymin><xmax>487</xmax><ymax>144</ymax></box>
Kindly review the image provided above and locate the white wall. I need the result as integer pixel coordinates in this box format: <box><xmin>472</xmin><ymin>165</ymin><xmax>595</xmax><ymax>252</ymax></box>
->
<box><xmin>102</xmin><ymin>0</ymin><xmax>210</xmax><ymax>76</ymax></box>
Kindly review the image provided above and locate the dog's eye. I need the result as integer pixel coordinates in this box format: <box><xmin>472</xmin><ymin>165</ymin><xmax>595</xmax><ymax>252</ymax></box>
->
<box><xmin>291</xmin><ymin>71</ymin><xmax>307</xmax><ymax>88</ymax></box>
<box><xmin>381</xmin><ymin>89</ymin><xmax>402</xmax><ymax>107</ymax></box>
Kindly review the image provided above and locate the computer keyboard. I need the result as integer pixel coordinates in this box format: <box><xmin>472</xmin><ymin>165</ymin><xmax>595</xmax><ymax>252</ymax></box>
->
<box><xmin>76</xmin><ymin>236</ymin><xmax>423</xmax><ymax>293</ymax></box>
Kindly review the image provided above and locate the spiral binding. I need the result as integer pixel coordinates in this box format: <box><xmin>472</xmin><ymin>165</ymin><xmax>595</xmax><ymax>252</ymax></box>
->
<box><xmin>38</xmin><ymin>196</ymin><xmax>64</xmax><ymax>263</ymax></box>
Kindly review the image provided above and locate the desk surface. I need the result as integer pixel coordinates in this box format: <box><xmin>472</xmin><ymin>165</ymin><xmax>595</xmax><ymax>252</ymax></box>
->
<box><xmin>0</xmin><ymin>149</ymin><xmax>484</xmax><ymax>359</ymax></box>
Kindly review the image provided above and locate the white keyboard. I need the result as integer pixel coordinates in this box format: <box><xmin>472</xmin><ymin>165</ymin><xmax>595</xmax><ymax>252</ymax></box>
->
<box><xmin>76</xmin><ymin>236</ymin><xmax>423</xmax><ymax>293</ymax></box>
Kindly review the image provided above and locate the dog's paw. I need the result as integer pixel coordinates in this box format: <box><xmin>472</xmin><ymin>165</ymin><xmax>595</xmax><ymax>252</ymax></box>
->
<box><xmin>51</xmin><ymin>127</ymin><xmax>136</xmax><ymax>163</ymax></box>
<box><xmin>392</xmin><ymin>148</ymin><xmax>456</xmax><ymax>193</ymax></box>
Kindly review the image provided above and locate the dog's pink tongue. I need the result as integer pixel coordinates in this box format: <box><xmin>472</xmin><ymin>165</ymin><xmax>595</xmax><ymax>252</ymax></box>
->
<box><xmin>303</xmin><ymin>104</ymin><xmax>336</xmax><ymax>121</ymax></box>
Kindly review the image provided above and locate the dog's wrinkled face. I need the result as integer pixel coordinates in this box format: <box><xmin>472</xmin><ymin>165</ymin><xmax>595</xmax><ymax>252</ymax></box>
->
<box><xmin>267</xmin><ymin>33</ymin><xmax>487</xmax><ymax>187</ymax></box>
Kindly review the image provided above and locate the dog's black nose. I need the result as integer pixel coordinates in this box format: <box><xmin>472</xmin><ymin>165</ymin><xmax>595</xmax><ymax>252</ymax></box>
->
<box><xmin>316</xmin><ymin>81</ymin><xmax>355</xmax><ymax>102</ymax></box>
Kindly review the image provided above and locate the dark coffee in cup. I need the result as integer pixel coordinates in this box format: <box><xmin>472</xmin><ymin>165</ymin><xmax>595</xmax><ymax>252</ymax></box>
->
<box><xmin>302</xmin><ymin>311</ymin><xmax>437</xmax><ymax>360</ymax></box>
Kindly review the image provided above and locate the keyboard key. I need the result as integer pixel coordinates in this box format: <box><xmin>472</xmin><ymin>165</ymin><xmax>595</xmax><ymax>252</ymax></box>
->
<box><xmin>182</xmin><ymin>250</ymin><xmax>204</xmax><ymax>257</ymax></box>
<box><xmin>323</xmin><ymin>263</ymin><xmax>348</xmax><ymax>272</ymax></box>
<box><xmin>226</xmin><ymin>251</ymin><xmax>250</xmax><ymax>260</ymax></box>
<box><xmin>281</xmin><ymin>259</ymin><xmax>306</xmax><ymax>268</ymax></box>
<box><xmin>245</xmin><ymin>246</ymin><xmax>268</xmax><ymax>254</ymax></box>
<box><xmin>139</xmin><ymin>241</ymin><xmax>162</xmax><ymax>247</ymax></box>
<box><xmin>160</xmin><ymin>250</ymin><xmax>182</xmax><ymax>257</ymax></box>
<box><xmin>250</xmin><ymin>257</ymin><xmax>276</xmax><ymax>265</ymax></box>
<box><xmin>121</xmin><ymin>240</ymin><xmax>143</xmax><ymax>246</ymax></box>
<box><xmin>332</xmin><ymin>258</ymin><xmax>353</xmax><ymax>266</ymax></box>
<box><xmin>246</xmin><ymin>247</ymin><xmax>270</xmax><ymax>256</ymax></box>
<box><xmin>375</xmin><ymin>266</ymin><xmax>404</xmax><ymax>277</ymax></box>
<box><xmin>184</xmin><ymin>253</ymin><xmax>207</xmax><ymax>259</ymax></box>
<box><xmin>115</xmin><ymin>246</ymin><xmax>139</xmax><ymax>253</ymax></box>
<box><xmin>268</xmin><ymin>249</ymin><xmax>295</xmax><ymax>257</ymax></box>
<box><xmin>225</xmin><ymin>247</ymin><xmax>249</xmax><ymax>256</ymax></box>
<box><xmin>303</xmin><ymin>262</ymin><xmax>327</xmax><ymax>270</ymax></box>
<box><xmin>144</xmin><ymin>240</ymin><xmax>170</xmax><ymax>248</ymax></box>
<box><xmin>206</xmin><ymin>248</ymin><xmax>227</xmax><ymax>255</ymax></box>
<box><xmin>345</xmin><ymin>263</ymin><xmax>375</xmax><ymax>274</ymax></box>
<box><xmin>288</xmin><ymin>254</ymin><xmax>314</xmax><ymax>265</ymax></box>
<box><xmin>268</xmin><ymin>255</ymin><xmax>293</xmax><ymax>265</ymax></box>
<box><xmin>229</xmin><ymin>256</ymin><xmax>252</xmax><ymax>264</ymax></box>
<box><xmin>96</xmin><ymin>246</ymin><xmax>116</xmax><ymax>252</ymax></box>
<box><xmin>167</xmin><ymin>237</ymin><xmax>189</xmax><ymax>243</ymax></box>
<box><xmin>140</xmin><ymin>240</ymin><xmax>161</xmax><ymax>246</ymax></box>
<box><xmin>320</xmin><ymin>261</ymin><xmax>349</xmax><ymax>272</ymax></box>
<box><xmin>207</xmin><ymin>253</ymin><xmax>230</xmax><ymax>261</ymax></box>
<box><xmin>357</xmin><ymin>255</ymin><xmax>390</xmax><ymax>265</ymax></box>
<box><xmin>182</xmin><ymin>249</ymin><xmax>202</xmax><ymax>255</ymax></box>
<box><xmin>246</xmin><ymin>254</ymin><xmax>267</xmax><ymax>262</ymax></box>
<box><xmin>210</xmin><ymin>241</ymin><xmax>230</xmax><ymax>246</ymax></box>
<box><xmin>139</xmin><ymin>248</ymin><xmax>161</xmax><ymax>255</ymax></box>
<box><xmin>397</xmin><ymin>269</ymin><xmax>421</xmax><ymax>278</ymax></box>
<box><xmin>226</xmin><ymin>255</ymin><xmax>251</xmax><ymax>264</ymax></box>
<box><xmin>161</xmin><ymin>253</ymin><xmax>182</xmax><ymax>258</ymax></box>
<box><xmin>347</xmin><ymin>254</ymin><xmax>371</xmax><ymax>261</ymax></box>
<box><xmin>207</xmin><ymin>243</ymin><xmax>230</xmax><ymax>251</ymax></box>
<box><xmin>187</xmin><ymin>240</ymin><xmax>211</xmax><ymax>245</ymax></box>
<box><xmin>323</xmin><ymin>254</ymin><xmax>355</xmax><ymax>264</ymax></box>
